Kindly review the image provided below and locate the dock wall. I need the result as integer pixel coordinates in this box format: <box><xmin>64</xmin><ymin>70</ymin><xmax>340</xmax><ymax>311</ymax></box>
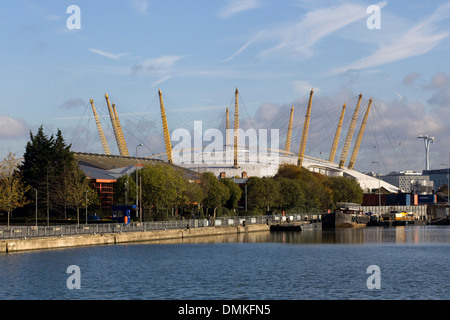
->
<box><xmin>0</xmin><ymin>224</ymin><xmax>269</xmax><ymax>253</ymax></box>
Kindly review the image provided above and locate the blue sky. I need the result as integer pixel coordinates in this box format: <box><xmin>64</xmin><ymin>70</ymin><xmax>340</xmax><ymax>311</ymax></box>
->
<box><xmin>1</xmin><ymin>0</ymin><xmax>450</xmax><ymax>174</ymax></box>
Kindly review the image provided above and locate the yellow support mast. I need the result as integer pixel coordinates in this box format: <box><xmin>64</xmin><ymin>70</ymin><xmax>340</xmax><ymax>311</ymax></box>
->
<box><xmin>90</xmin><ymin>99</ymin><xmax>111</xmax><ymax>155</ymax></box>
<box><xmin>285</xmin><ymin>106</ymin><xmax>294</xmax><ymax>153</ymax></box>
<box><xmin>112</xmin><ymin>103</ymin><xmax>129</xmax><ymax>157</ymax></box>
<box><xmin>158</xmin><ymin>89</ymin><xmax>173</xmax><ymax>164</ymax></box>
<box><xmin>338</xmin><ymin>93</ymin><xmax>362</xmax><ymax>168</ymax></box>
<box><xmin>348</xmin><ymin>98</ymin><xmax>373</xmax><ymax>170</ymax></box>
<box><xmin>226</xmin><ymin>107</ymin><xmax>230</xmax><ymax>147</ymax></box>
<box><xmin>233</xmin><ymin>87</ymin><xmax>239</xmax><ymax>168</ymax></box>
<box><xmin>297</xmin><ymin>89</ymin><xmax>314</xmax><ymax>167</ymax></box>
<box><xmin>328</xmin><ymin>103</ymin><xmax>346</xmax><ymax>163</ymax></box>
<box><xmin>105</xmin><ymin>93</ymin><xmax>126</xmax><ymax>157</ymax></box>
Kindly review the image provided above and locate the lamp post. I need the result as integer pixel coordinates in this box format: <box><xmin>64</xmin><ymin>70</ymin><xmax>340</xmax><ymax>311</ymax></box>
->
<box><xmin>440</xmin><ymin>162</ymin><xmax>449</xmax><ymax>206</ymax></box>
<box><xmin>372</xmin><ymin>161</ymin><xmax>381</xmax><ymax>216</ymax></box>
<box><xmin>32</xmin><ymin>188</ymin><xmax>38</xmax><ymax>227</ymax></box>
<box><xmin>136</xmin><ymin>144</ymin><xmax>143</xmax><ymax>221</ymax></box>
<box><xmin>85</xmin><ymin>190</ymin><xmax>88</xmax><ymax>224</ymax></box>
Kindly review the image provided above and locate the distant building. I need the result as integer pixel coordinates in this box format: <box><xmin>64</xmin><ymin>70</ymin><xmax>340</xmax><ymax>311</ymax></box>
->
<box><xmin>380</xmin><ymin>171</ymin><xmax>432</xmax><ymax>193</ymax></box>
<box><xmin>423</xmin><ymin>168</ymin><xmax>450</xmax><ymax>192</ymax></box>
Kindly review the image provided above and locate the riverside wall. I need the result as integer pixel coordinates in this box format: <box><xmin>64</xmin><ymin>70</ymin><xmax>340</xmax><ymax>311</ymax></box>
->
<box><xmin>0</xmin><ymin>224</ymin><xmax>269</xmax><ymax>253</ymax></box>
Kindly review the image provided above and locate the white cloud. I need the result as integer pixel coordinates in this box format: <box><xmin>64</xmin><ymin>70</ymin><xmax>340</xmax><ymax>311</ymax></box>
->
<box><xmin>88</xmin><ymin>48</ymin><xmax>130</xmax><ymax>60</ymax></box>
<box><xmin>431</xmin><ymin>71</ymin><xmax>450</xmax><ymax>88</ymax></box>
<box><xmin>222</xmin><ymin>31</ymin><xmax>265</xmax><ymax>63</ymax></box>
<box><xmin>151</xmin><ymin>76</ymin><xmax>173</xmax><ymax>87</ymax></box>
<box><xmin>131</xmin><ymin>55</ymin><xmax>184</xmax><ymax>86</ymax></box>
<box><xmin>60</xmin><ymin>98</ymin><xmax>85</xmax><ymax>109</ymax></box>
<box><xmin>258</xmin><ymin>2</ymin><xmax>380</xmax><ymax>59</ymax></box>
<box><xmin>131</xmin><ymin>55</ymin><xmax>184</xmax><ymax>75</ymax></box>
<box><xmin>218</xmin><ymin>0</ymin><xmax>262</xmax><ymax>19</ymax></box>
<box><xmin>329</xmin><ymin>3</ymin><xmax>450</xmax><ymax>75</ymax></box>
<box><xmin>293</xmin><ymin>80</ymin><xmax>316</xmax><ymax>94</ymax></box>
<box><xmin>131</xmin><ymin>0</ymin><xmax>149</xmax><ymax>15</ymax></box>
<box><xmin>0</xmin><ymin>115</ymin><xmax>28</xmax><ymax>138</ymax></box>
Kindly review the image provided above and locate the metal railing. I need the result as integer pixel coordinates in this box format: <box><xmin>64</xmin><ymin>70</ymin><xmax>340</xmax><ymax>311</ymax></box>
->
<box><xmin>0</xmin><ymin>213</ymin><xmax>318</xmax><ymax>240</ymax></box>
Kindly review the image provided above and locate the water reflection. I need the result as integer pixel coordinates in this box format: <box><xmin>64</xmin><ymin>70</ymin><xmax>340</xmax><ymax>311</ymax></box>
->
<box><xmin>131</xmin><ymin>226</ymin><xmax>450</xmax><ymax>246</ymax></box>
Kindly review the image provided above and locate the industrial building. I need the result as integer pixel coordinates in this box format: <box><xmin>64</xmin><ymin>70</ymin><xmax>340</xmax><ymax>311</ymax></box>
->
<box><xmin>379</xmin><ymin>171</ymin><xmax>433</xmax><ymax>193</ymax></box>
<box><xmin>423</xmin><ymin>168</ymin><xmax>450</xmax><ymax>192</ymax></box>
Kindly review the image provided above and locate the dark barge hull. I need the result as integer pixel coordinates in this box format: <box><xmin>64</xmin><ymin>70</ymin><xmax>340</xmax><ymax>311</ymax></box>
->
<box><xmin>270</xmin><ymin>224</ymin><xmax>302</xmax><ymax>231</ymax></box>
<box><xmin>430</xmin><ymin>217</ymin><xmax>450</xmax><ymax>225</ymax></box>
<box><xmin>322</xmin><ymin>211</ymin><xmax>369</xmax><ymax>228</ymax></box>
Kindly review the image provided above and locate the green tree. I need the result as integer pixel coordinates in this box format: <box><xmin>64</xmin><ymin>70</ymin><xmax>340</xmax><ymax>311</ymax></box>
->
<box><xmin>0</xmin><ymin>152</ymin><xmax>31</xmax><ymax>227</ymax></box>
<box><xmin>219</xmin><ymin>178</ymin><xmax>242</xmax><ymax>210</ymax></box>
<box><xmin>274</xmin><ymin>164</ymin><xmax>334</xmax><ymax>212</ymax></box>
<box><xmin>140</xmin><ymin>164</ymin><xmax>189</xmax><ymax>217</ymax></box>
<box><xmin>200</xmin><ymin>172</ymin><xmax>230</xmax><ymax>220</ymax></box>
<box><xmin>20</xmin><ymin>126</ymin><xmax>78</xmax><ymax>218</ymax></box>
<box><xmin>262</xmin><ymin>177</ymin><xmax>280</xmax><ymax>211</ymax></box>
<box><xmin>278</xmin><ymin>178</ymin><xmax>305</xmax><ymax>211</ymax></box>
<box><xmin>184</xmin><ymin>181</ymin><xmax>204</xmax><ymax>218</ymax></box>
<box><xmin>246</xmin><ymin>177</ymin><xmax>266</xmax><ymax>210</ymax></box>
<box><xmin>246</xmin><ymin>177</ymin><xmax>280</xmax><ymax>213</ymax></box>
<box><xmin>328</xmin><ymin>176</ymin><xmax>363</xmax><ymax>205</ymax></box>
<box><xmin>113</xmin><ymin>174</ymin><xmax>137</xmax><ymax>205</ymax></box>
<box><xmin>20</xmin><ymin>126</ymin><xmax>54</xmax><ymax>213</ymax></box>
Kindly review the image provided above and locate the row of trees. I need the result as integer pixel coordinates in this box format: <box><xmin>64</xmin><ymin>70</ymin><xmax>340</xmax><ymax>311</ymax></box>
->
<box><xmin>114</xmin><ymin>166</ymin><xmax>242</xmax><ymax>220</ymax></box>
<box><xmin>247</xmin><ymin>164</ymin><xmax>363</xmax><ymax>213</ymax></box>
<box><xmin>113</xmin><ymin>163</ymin><xmax>363</xmax><ymax>219</ymax></box>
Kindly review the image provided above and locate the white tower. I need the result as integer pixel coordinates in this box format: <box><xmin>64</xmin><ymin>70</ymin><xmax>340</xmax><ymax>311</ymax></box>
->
<box><xmin>417</xmin><ymin>135</ymin><xmax>435</xmax><ymax>171</ymax></box>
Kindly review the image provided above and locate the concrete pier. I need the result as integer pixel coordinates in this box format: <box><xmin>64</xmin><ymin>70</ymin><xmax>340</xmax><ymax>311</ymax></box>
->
<box><xmin>0</xmin><ymin>224</ymin><xmax>269</xmax><ymax>253</ymax></box>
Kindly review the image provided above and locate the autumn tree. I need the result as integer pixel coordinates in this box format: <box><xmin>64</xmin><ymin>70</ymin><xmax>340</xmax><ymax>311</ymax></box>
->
<box><xmin>0</xmin><ymin>152</ymin><xmax>30</xmax><ymax>227</ymax></box>
<box><xmin>64</xmin><ymin>159</ymin><xmax>98</xmax><ymax>225</ymax></box>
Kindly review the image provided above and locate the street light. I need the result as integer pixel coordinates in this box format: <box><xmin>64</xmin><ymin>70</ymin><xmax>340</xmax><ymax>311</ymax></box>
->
<box><xmin>136</xmin><ymin>144</ymin><xmax>143</xmax><ymax>221</ymax></box>
<box><xmin>85</xmin><ymin>190</ymin><xmax>88</xmax><ymax>225</ymax></box>
<box><xmin>32</xmin><ymin>188</ymin><xmax>38</xmax><ymax>227</ymax></box>
<box><xmin>372</xmin><ymin>161</ymin><xmax>381</xmax><ymax>216</ymax></box>
<box><xmin>440</xmin><ymin>162</ymin><xmax>449</xmax><ymax>206</ymax></box>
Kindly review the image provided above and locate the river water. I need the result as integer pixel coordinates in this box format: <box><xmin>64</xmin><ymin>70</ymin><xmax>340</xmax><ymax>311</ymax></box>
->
<box><xmin>0</xmin><ymin>225</ymin><xmax>449</xmax><ymax>300</ymax></box>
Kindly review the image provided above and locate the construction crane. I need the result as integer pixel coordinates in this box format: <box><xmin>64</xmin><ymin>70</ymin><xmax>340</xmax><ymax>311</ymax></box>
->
<box><xmin>105</xmin><ymin>93</ymin><xmax>129</xmax><ymax>157</ymax></box>
<box><xmin>112</xmin><ymin>103</ymin><xmax>129</xmax><ymax>157</ymax></box>
<box><xmin>348</xmin><ymin>98</ymin><xmax>373</xmax><ymax>170</ymax></box>
<box><xmin>339</xmin><ymin>93</ymin><xmax>362</xmax><ymax>168</ymax></box>
<box><xmin>285</xmin><ymin>106</ymin><xmax>294</xmax><ymax>153</ymax></box>
<box><xmin>328</xmin><ymin>103</ymin><xmax>346</xmax><ymax>163</ymax></box>
<box><xmin>233</xmin><ymin>87</ymin><xmax>239</xmax><ymax>168</ymax></box>
<box><xmin>89</xmin><ymin>99</ymin><xmax>111</xmax><ymax>155</ymax></box>
<box><xmin>417</xmin><ymin>135</ymin><xmax>435</xmax><ymax>171</ymax></box>
<box><xmin>158</xmin><ymin>89</ymin><xmax>173</xmax><ymax>164</ymax></box>
<box><xmin>297</xmin><ymin>89</ymin><xmax>314</xmax><ymax>167</ymax></box>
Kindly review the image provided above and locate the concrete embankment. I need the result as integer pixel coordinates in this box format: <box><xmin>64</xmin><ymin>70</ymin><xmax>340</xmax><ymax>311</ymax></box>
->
<box><xmin>0</xmin><ymin>224</ymin><xmax>269</xmax><ymax>253</ymax></box>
